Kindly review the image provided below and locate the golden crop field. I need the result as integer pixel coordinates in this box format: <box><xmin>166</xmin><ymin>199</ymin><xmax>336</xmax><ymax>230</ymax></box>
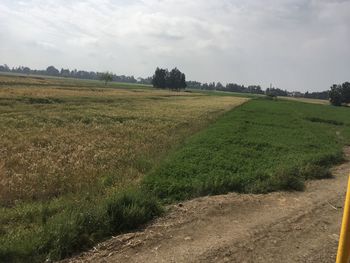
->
<box><xmin>0</xmin><ymin>75</ymin><xmax>248</xmax><ymax>206</ymax></box>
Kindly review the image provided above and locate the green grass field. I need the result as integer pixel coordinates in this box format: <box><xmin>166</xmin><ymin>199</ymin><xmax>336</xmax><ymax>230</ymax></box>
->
<box><xmin>143</xmin><ymin>99</ymin><xmax>350</xmax><ymax>202</ymax></box>
<box><xmin>1</xmin><ymin>75</ymin><xmax>350</xmax><ymax>262</ymax></box>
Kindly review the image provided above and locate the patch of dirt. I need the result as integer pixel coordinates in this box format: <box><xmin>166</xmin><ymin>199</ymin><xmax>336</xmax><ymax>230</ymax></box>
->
<box><xmin>65</xmin><ymin>147</ymin><xmax>350</xmax><ymax>263</ymax></box>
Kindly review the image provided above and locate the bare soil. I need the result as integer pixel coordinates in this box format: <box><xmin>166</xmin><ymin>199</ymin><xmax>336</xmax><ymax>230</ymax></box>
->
<box><xmin>65</xmin><ymin>147</ymin><xmax>350</xmax><ymax>263</ymax></box>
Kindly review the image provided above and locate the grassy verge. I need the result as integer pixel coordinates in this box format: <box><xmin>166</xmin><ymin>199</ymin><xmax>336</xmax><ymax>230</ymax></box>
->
<box><xmin>143</xmin><ymin>98</ymin><xmax>350</xmax><ymax>202</ymax></box>
<box><xmin>0</xmin><ymin>188</ymin><xmax>162</xmax><ymax>262</ymax></box>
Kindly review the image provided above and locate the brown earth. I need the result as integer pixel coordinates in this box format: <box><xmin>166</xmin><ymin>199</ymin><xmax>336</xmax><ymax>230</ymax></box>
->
<box><xmin>65</xmin><ymin>147</ymin><xmax>350</xmax><ymax>263</ymax></box>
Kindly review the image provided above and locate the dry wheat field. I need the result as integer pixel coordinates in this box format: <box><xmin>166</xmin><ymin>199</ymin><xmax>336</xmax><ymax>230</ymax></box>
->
<box><xmin>0</xmin><ymin>75</ymin><xmax>247</xmax><ymax>205</ymax></box>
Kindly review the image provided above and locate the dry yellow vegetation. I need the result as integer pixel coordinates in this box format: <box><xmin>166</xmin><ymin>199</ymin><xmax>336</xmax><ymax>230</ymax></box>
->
<box><xmin>0</xmin><ymin>75</ymin><xmax>248</xmax><ymax>205</ymax></box>
<box><xmin>279</xmin><ymin>96</ymin><xmax>329</xmax><ymax>105</ymax></box>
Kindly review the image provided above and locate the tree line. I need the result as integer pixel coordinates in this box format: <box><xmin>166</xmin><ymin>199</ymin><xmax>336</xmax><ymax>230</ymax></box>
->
<box><xmin>186</xmin><ymin>80</ymin><xmax>332</xmax><ymax>100</ymax></box>
<box><xmin>1</xmin><ymin>64</ymin><xmax>348</xmax><ymax>104</ymax></box>
<box><xmin>0</xmin><ymin>64</ymin><xmax>139</xmax><ymax>84</ymax></box>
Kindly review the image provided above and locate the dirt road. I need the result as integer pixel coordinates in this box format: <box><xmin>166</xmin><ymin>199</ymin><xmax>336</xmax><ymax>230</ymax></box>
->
<box><xmin>66</xmin><ymin>147</ymin><xmax>350</xmax><ymax>263</ymax></box>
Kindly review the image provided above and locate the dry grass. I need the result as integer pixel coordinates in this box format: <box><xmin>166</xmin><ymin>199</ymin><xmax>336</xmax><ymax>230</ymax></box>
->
<box><xmin>0</xmin><ymin>75</ymin><xmax>248</xmax><ymax>205</ymax></box>
<box><xmin>278</xmin><ymin>96</ymin><xmax>329</xmax><ymax>105</ymax></box>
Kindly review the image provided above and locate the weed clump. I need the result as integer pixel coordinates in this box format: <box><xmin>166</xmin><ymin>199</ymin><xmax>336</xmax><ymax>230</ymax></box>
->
<box><xmin>106</xmin><ymin>189</ymin><xmax>163</xmax><ymax>233</ymax></box>
<box><xmin>305</xmin><ymin>117</ymin><xmax>344</xmax><ymax>126</ymax></box>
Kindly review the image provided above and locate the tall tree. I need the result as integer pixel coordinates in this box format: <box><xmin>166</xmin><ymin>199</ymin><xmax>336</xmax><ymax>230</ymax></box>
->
<box><xmin>180</xmin><ymin>72</ymin><xmax>187</xmax><ymax>90</ymax></box>
<box><xmin>329</xmin><ymin>84</ymin><xmax>343</xmax><ymax>106</ymax></box>
<box><xmin>341</xmin><ymin>82</ymin><xmax>350</xmax><ymax>104</ymax></box>
<box><xmin>168</xmin><ymin>68</ymin><xmax>183</xmax><ymax>91</ymax></box>
<box><xmin>152</xmin><ymin>67</ymin><xmax>168</xmax><ymax>89</ymax></box>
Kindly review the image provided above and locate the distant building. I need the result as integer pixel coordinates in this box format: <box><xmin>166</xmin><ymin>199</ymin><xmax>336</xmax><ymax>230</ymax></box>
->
<box><xmin>288</xmin><ymin>91</ymin><xmax>303</xmax><ymax>97</ymax></box>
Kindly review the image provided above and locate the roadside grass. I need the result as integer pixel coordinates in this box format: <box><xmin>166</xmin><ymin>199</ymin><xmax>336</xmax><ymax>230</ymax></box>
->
<box><xmin>143</xmin><ymin>98</ymin><xmax>350</xmax><ymax>202</ymax></box>
<box><xmin>0</xmin><ymin>188</ymin><xmax>163</xmax><ymax>262</ymax></box>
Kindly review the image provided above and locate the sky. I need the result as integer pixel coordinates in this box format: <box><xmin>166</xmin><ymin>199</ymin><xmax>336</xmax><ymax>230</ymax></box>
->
<box><xmin>0</xmin><ymin>0</ymin><xmax>349</xmax><ymax>92</ymax></box>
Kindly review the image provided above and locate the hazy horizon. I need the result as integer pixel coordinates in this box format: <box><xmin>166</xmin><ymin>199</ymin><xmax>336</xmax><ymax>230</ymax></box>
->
<box><xmin>1</xmin><ymin>0</ymin><xmax>349</xmax><ymax>92</ymax></box>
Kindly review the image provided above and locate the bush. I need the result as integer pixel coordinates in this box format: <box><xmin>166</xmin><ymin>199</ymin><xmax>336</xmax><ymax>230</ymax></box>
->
<box><xmin>271</xmin><ymin>167</ymin><xmax>305</xmax><ymax>191</ymax></box>
<box><xmin>39</xmin><ymin>207</ymin><xmax>108</xmax><ymax>260</ymax></box>
<box><xmin>300</xmin><ymin>164</ymin><xmax>332</xmax><ymax>179</ymax></box>
<box><xmin>106</xmin><ymin>189</ymin><xmax>163</xmax><ymax>233</ymax></box>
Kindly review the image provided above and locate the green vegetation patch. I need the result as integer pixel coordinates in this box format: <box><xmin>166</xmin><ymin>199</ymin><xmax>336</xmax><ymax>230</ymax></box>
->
<box><xmin>143</xmin><ymin>99</ymin><xmax>350</xmax><ymax>202</ymax></box>
<box><xmin>0</xmin><ymin>189</ymin><xmax>162</xmax><ymax>262</ymax></box>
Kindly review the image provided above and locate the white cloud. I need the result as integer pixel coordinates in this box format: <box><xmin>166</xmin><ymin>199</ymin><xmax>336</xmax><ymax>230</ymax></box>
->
<box><xmin>0</xmin><ymin>0</ymin><xmax>349</xmax><ymax>91</ymax></box>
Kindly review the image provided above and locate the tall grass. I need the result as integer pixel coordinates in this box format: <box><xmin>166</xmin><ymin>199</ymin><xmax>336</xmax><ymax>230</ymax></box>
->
<box><xmin>0</xmin><ymin>188</ymin><xmax>162</xmax><ymax>262</ymax></box>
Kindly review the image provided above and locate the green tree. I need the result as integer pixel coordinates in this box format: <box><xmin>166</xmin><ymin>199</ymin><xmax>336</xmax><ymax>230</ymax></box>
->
<box><xmin>152</xmin><ymin>68</ymin><xmax>168</xmax><ymax>89</ymax></box>
<box><xmin>341</xmin><ymin>82</ymin><xmax>350</xmax><ymax>104</ymax></box>
<box><xmin>168</xmin><ymin>68</ymin><xmax>186</xmax><ymax>91</ymax></box>
<box><xmin>180</xmin><ymin>72</ymin><xmax>187</xmax><ymax>90</ymax></box>
<box><xmin>100</xmin><ymin>72</ymin><xmax>113</xmax><ymax>85</ymax></box>
<box><xmin>46</xmin><ymin>66</ymin><xmax>59</xmax><ymax>76</ymax></box>
<box><xmin>329</xmin><ymin>84</ymin><xmax>343</xmax><ymax>106</ymax></box>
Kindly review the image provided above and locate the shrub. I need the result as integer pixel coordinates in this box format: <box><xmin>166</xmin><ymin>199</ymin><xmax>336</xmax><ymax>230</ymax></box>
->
<box><xmin>106</xmin><ymin>188</ymin><xmax>163</xmax><ymax>233</ymax></box>
<box><xmin>271</xmin><ymin>167</ymin><xmax>305</xmax><ymax>191</ymax></box>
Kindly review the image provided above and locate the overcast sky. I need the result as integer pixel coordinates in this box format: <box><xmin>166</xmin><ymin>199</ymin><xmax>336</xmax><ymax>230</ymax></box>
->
<box><xmin>0</xmin><ymin>0</ymin><xmax>349</xmax><ymax>91</ymax></box>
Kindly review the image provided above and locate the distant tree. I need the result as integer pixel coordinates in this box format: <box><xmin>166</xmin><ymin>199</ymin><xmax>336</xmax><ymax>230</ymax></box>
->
<box><xmin>21</xmin><ymin>67</ymin><xmax>30</xmax><ymax>74</ymax></box>
<box><xmin>216</xmin><ymin>82</ymin><xmax>224</xmax><ymax>89</ymax></box>
<box><xmin>341</xmin><ymin>82</ymin><xmax>350</xmax><ymax>104</ymax></box>
<box><xmin>138</xmin><ymin>76</ymin><xmax>153</xmax><ymax>85</ymax></box>
<box><xmin>304</xmin><ymin>90</ymin><xmax>329</xmax><ymax>100</ymax></box>
<box><xmin>0</xmin><ymin>64</ymin><xmax>144</xmax><ymax>84</ymax></box>
<box><xmin>265</xmin><ymin>87</ymin><xmax>288</xmax><ymax>97</ymax></box>
<box><xmin>329</xmin><ymin>84</ymin><xmax>343</xmax><ymax>106</ymax></box>
<box><xmin>99</xmin><ymin>72</ymin><xmax>113</xmax><ymax>85</ymax></box>
<box><xmin>248</xmin><ymin>85</ymin><xmax>264</xmax><ymax>94</ymax></box>
<box><xmin>46</xmin><ymin>66</ymin><xmax>59</xmax><ymax>76</ymax></box>
<box><xmin>0</xmin><ymin>64</ymin><xmax>10</xmax><ymax>72</ymax></box>
<box><xmin>186</xmin><ymin>81</ymin><xmax>202</xmax><ymax>89</ymax></box>
<box><xmin>60</xmin><ymin>68</ymin><xmax>70</xmax><ymax>77</ymax></box>
<box><xmin>226</xmin><ymin>83</ymin><xmax>246</xmax><ymax>93</ymax></box>
<box><xmin>202</xmin><ymin>83</ymin><xmax>209</xmax><ymax>90</ymax></box>
<box><xmin>168</xmin><ymin>67</ymin><xmax>186</xmax><ymax>91</ymax></box>
<box><xmin>152</xmin><ymin>67</ymin><xmax>168</xmax><ymax>89</ymax></box>
<box><xmin>180</xmin><ymin>72</ymin><xmax>187</xmax><ymax>89</ymax></box>
<box><xmin>204</xmin><ymin>82</ymin><xmax>215</xmax><ymax>90</ymax></box>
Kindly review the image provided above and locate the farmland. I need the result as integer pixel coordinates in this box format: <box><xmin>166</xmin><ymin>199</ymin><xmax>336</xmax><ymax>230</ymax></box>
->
<box><xmin>1</xmin><ymin>74</ymin><xmax>350</xmax><ymax>262</ymax></box>
<box><xmin>0</xmin><ymin>75</ymin><xmax>247</xmax><ymax>262</ymax></box>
